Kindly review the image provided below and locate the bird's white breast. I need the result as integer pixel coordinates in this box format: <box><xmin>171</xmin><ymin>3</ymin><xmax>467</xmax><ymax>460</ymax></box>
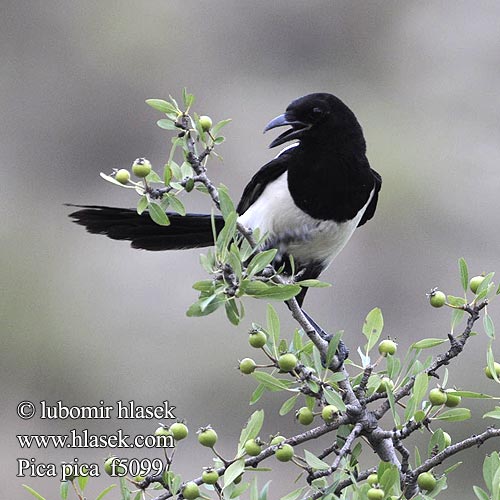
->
<box><xmin>238</xmin><ymin>171</ymin><xmax>373</xmax><ymax>269</ymax></box>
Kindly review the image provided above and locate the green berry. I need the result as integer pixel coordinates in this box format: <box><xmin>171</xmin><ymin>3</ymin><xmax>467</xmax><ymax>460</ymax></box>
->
<box><xmin>103</xmin><ymin>457</ymin><xmax>124</xmax><ymax>476</ymax></box>
<box><xmin>239</xmin><ymin>358</ymin><xmax>257</xmax><ymax>374</ymax></box>
<box><xmin>270</xmin><ymin>435</ymin><xmax>286</xmax><ymax>445</ymax></box>
<box><xmin>367</xmin><ymin>473</ymin><xmax>379</xmax><ymax>486</ymax></box>
<box><xmin>170</xmin><ymin>422</ymin><xmax>188</xmax><ymax>441</ymax></box>
<box><xmin>296</xmin><ymin>407</ymin><xmax>314</xmax><ymax>425</ymax></box>
<box><xmin>132</xmin><ymin>158</ymin><xmax>152</xmax><ymax>178</ymax></box>
<box><xmin>470</xmin><ymin>275</ymin><xmax>485</xmax><ymax>294</ymax></box>
<box><xmin>444</xmin><ymin>389</ymin><xmax>461</xmax><ymax>407</ymax></box>
<box><xmin>197</xmin><ymin>427</ymin><xmax>218</xmax><ymax>447</ymax></box>
<box><xmin>367</xmin><ymin>487</ymin><xmax>385</xmax><ymax>500</ymax></box>
<box><xmin>202</xmin><ymin>469</ymin><xmax>219</xmax><ymax>485</ymax></box>
<box><xmin>275</xmin><ymin>443</ymin><xmax>294</xmax><ymax>462</ymax></box>
<box><xmin>321</xmin><ymin>404</ymin><xmax>339</xmax><ymax>423</ymax></box>
<box><xmin>62</xmin><ymin>464</ymin><xmax>77</xmax><ymax>482</ymax></box>
<box><xmin>244</xmin><ymin>438</ymin><xmax>261</xmax><ymax>456</ymax></box>
<box><xmin>485</xmin><ymin>362</ymin><xmax>500</xmax><ymax>379</ymax></box>
<box><xmin>378</xmin><ymin>339</ymin><xmax>397</xmax><ymax>356</ymax></box>
<box><xmin>443</xmin><ymin>431</ymin><xmax>452</xmax><ymax>447</ymax></box>
<box><xmin>199</xmin><ymin>115</ymin><xmax>213</xmax><ymax>132</ymax></box>
<box><xmin>278</xmin><ymin>353</ymin><xmax>298</xmax><ymax>372</ymax></box>
<box><xmin>155</xmin><ymin>425</ymin><xmax>173</xmax><ymax>437</ymax></box>
<box><xmin>430</xmin><ymin>290</ymin><xmax>446</xmax><ymax>308</ymax></box>
<box><xmin>376</xmin><ymin>376</ymin><xmax>395</xmax><ymax>393</ymax></box>
<box><xmin>429</xmin><ymin>388</ymin><xmax>447</xmax><ymax>406</ymax></box>
<box><xmin>115</xmin><ymin>168</ymin><xmax>131</xmax><ymax>184</ymax></box>
<box><xmin>417</xmin><ymin>472</ymin><xmax>437</xmax><ymax>492</ymax></box>
<box><xmin>182</xmin><ymin>481</ymin><xmax>200</xmax><ymax>500</ymax></box>
<box><xmin>249</xmin><ymin>329</ymin><xmax>267</xmax><ymax>348</ymax></box>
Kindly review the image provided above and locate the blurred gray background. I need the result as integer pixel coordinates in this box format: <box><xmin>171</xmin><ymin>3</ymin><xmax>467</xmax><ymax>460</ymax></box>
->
<box><xmin>2</xmin><ymin>1</ymin><xmax>500</xmax><ymax>498</ymax></box>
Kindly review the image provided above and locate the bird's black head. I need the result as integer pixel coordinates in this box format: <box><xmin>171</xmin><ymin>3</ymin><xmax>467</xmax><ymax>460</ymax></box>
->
<box><xmin>264</xmin><ymin>93</ymin><xmax>364</xmax><ymax>150</ymax></box>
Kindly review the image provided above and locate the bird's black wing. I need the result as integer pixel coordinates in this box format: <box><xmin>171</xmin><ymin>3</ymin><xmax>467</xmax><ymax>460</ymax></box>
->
<box><xmin>236</xmin><ymin>149</ymin><xmax>292</xmax><ymax>214</ymax></box>
<box><xmin>357</xmin><ymin>169</ymin><xmax>382</xmax><ymax>227</ymax></box>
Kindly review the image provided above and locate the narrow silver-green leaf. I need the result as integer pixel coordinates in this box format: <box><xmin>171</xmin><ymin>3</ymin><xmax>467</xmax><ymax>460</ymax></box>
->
<box><xmin>303</xmin><ymin>450</ymin><xmax>330</xmax><ymax>470</ymax></box>
<box><xmin>412</xmin><ymin>338</ymin><xmax>447</xmax><ymax>349</ymax></box>
<box><xmin>22</xmin><ymin>486</ymin><xmax>47</xmax><ymax>500</ymax></box>
<box><xmin>279</xmin><ymin>394</ymin><xmax>299</xmax><ymax>416</ymax></box>
<box><xmin>146</xmin><ymin>98</ymin><xmax>178</xmax><ymax>114</ymax></box>
<box><xmin>363</xmin><ymin>308</ymin><xmax>384</xmax><ymax>353</ymax></box>
<box><xmin>238</xmin><ymin>410</ymin><xmax>264</xmax><ymax>454</ymax></box>
<box><xmin>434</xmin><ymin>408</ymin><xmax>471</xmax><ymax>421</ymax></box>
<box><xmin>252</xmin><ymin>371</ymin><xmax>292</xmax><ymax>391</ymax></box>
<box><xmin>95</xmin><ymin>485</ymin><xmax>117</xmax><ymax>500</ymax></box>
<box><xmin>459</xmin><ymin>257</ymin><xmax>469</xmax><ymax>293</ymax></box>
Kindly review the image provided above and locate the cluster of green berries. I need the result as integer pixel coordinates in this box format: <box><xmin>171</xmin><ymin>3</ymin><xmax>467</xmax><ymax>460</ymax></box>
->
<box><xmin>428</xmin><ymin>387</ymin><xmax>462</xmax><ymax>408</ymax></box>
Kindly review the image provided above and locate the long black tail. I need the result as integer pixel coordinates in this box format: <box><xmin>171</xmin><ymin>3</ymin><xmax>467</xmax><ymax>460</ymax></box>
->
<box><xmin>68</xmin><ymin>205</ymin><xmax>224</xmax><ymax>251</ymax></box>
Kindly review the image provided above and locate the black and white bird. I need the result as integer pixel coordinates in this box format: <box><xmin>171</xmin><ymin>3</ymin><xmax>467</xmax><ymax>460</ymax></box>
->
<box><xmin>69</xmin><ymin>93</ymin><xmax>381</xmax><ymax>308</ymax></box>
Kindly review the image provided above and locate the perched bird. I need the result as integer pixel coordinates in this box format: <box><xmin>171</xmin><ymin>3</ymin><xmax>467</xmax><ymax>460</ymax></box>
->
<box><xmin>69</xmin><ymin>93</ymin><xmax>381</xmax><ymax>308</ymax></box>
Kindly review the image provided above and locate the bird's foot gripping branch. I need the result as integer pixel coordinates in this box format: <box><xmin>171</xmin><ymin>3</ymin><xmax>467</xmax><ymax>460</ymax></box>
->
<box><xmin>59</xmin><ymin>92</ymin><xmax>500</xmax><ymax>500</ymax></box>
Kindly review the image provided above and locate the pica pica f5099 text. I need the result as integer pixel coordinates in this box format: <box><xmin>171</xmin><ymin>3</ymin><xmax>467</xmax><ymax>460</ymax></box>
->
<box><xmin>69</xmin><ymin>93</ymin><xmax>381</xmax><ymax>307</ymax></box>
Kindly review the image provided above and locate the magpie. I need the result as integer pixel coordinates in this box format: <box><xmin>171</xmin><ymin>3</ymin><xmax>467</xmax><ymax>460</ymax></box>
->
<box><xmin>69</xmin><ymin>93</ymin><xmax>381</xmax><ymax>309</ymax></box>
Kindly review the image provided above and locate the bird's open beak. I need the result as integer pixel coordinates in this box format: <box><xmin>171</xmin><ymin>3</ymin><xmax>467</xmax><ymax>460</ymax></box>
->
<box><xmin>264</xmin><ymin>113</ymin><xmax>311</xmax><ymax>148</ymax></box>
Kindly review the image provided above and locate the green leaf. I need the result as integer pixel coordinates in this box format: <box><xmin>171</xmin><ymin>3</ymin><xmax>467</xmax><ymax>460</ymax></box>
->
<box><xmin>483</xmin><ymin>407</ymin><xmax>500</xmax><ymax>420</ymax></box>
<box><xmin>487</xmin><ymin>344</ymin><xmax>499</xmax><ymax>382</ymax></box>
<box><xmin>136</xmin><ymin>195</ymin><xmax>148</xmax><ymax>215</ymax></box>
<box><xmin>182</xmin><ymin>88</ymin><xmax>195</xmax><ymax>109</ymax></box>
<box><xmin>163</xmin><ymin>164</ymin><xmax>172</xmax><ymax>185</ymax></box>
<box><xmin>411</xmin><ymin>338</ymin><xmax>447</xmax><ymax>349</ymax></box>
<box><xmin>483</xmin><ymin>452</ymin><xmax>500</xmax><ymax>491</ymax></box>
<box><xmin>459</xmin><ymin>257</ymin><xmax>469</xmax><ymax>293</ymax></box>
<box><xmin>434</xmin><ymin>408</ymin><xmax>471</xmax><ymax>422</ymax></box>
<box><xmin>238</xmin><ymin>410</ymin><xmax>264</xmax><ymax>454</ymax></box>
<box><xmin>473</xmin><ymin>485</ymin><xmax>490</xmax><ymax>500</ymax></box>
<box><xmin>303</xmin><ymin>450</ymin><xmax>330</xmax><ymax>470</ymax></box>
<box><xmin>323</xmin><ymin>387</ymin><xmax>346</xmax><ymax>412</ymax></box>
<box><xmin>252</xmin><ymin>371</ymin><xmax>292</xmax><ymax>391</ymax></box>
<box><xmin>212</xmin><ymin>118</ymin><xmax>232</xmax><ymax>136</ymax></box>
<box><xmin>280</xmin><ymin>487</ymin><xmax>305</xmax><ymax>500</ymax></box>
<box><xmin>244</xmin><ymin>281</ymin><xmax>301</xmax><ymax>300</ymax></box>
<box><xmin>267</xmin><ymin>304</ymin><xmax>280</xmax><ymax>355</ymax></box>
<box><xmin>60</xmin><ymin>481</ymin><xmax>69</xmax><ymax>500</ymax></box>
<box><xmin>119</xmin><ymin>477</ymin><xmax>131</xmax><ymax>500</ymax></box>
<box><xmin>165</xmin><ymin>193</ymin><xmax>186</xmax><ymax>216</ymax></box>
<box><xmin>324</xmin><ymin>331</ymin><xmax>342</xmax><ymax>369</ymax></box>
<box><xmin>476</xmin><ymin>272</ymin><xmax>495</xmax><ymax>300</ymax></box>
<box><xmin>249</xmin><ymin>383</ymin><xmax>266</xmax><ymax>405</ymax></box>
<box><xmin>363</xmin><ymin>307</ymin><xmax>384</xmax><ymax>353</ymax></box>
<box><xmin>216</xmin><ymin>211</ymin><xmax>238</xmax><ymax>256</ymax></box>
<box><xmin>297</xmin><ymin>279</ymin><xmax>331</xmax><ymax>288</ymax></box>
<box><xmin>146</xmin><ymin>98</ymin><xmax>178</xmax><ymax>114</ymax></box>
<box><xmin>22</xmin><ymin>486</ymin><xmax>47</xmax><ymax>500</ymax></box>
<box><xmin>77</xmin><ymin>474</ymin><xmax>89</xmax><ymax>491</ymax></box>
<box><xmin>230</xmin><ymin>481</ymin><xmax>251</xmax><ymax>499</ymax></box>
<box><xmin>225</xmin><ymin>299</ymin><xmax>241</xmax><ymax>325</ymax></box>
<box><xmin>246</xmin><ymin>249</ymin><xmax>277</xmax><ymax>277</ymax></box>
<box><xmin>279</xmin><ymin>394</ymin><xmax>299</xmax><ymax>415</ymax></box>
<box><xmin>451</xmin><ymin>390</ymin><xmax>497</xmax><ymax>399</ymax></box>
<box><xmin>218</xmin><ymin>185</ymin><xmax>236</xmax><ymax>220</ymax></box>
<box><xmin>157</xmin><ymin>118</ymin><xmax>178</xmax><ymax>130</ymax></box>
<box><xmin>186</xmin><ymin>294</ymin><xmax>225</xmax><ymax>317</ymax></box>
<box><xmin>148</xmin><ymin>202</ymin><xmax>170</xmax><ymax>226</ymax></box>
<box><xmin>223</xmin><ymin>458</ymin><xmax>246</xmax><ymax>490</ymax></box>
<box><xmin>484</xmin><ymin>313</ymin><xmax>495</xmax><ymax>339</ymax></box>
<box><xmin>443</xmin><ymin>461</ymin><xmax>462</xmax><ymax>475</ymax></box>
<box><xmin>95</xmin><ymin>485</ymin><xmax>117</xmax><ymax>500</ymax></box>
<box><xmin>379</xmin><ymin>463</ymin><xmax>400</xmax><ymax>493</ymax></box>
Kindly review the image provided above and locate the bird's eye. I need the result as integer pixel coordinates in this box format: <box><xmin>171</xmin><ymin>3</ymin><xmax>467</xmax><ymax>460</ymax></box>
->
<box><xmin>310</xmin><ymin>107</ymin><xmax>325</xmax><ymax>121</ymax></box>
